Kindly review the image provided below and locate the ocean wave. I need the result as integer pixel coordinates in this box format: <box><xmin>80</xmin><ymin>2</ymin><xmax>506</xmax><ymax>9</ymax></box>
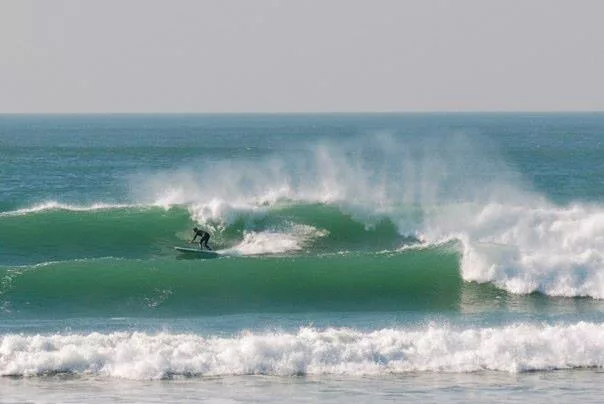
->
<box><xmin>5</xmin><ymin>197</ymin><xmax>604</xmax><ymax>301</ymax></box>
<box><xmin>125</xmin><ymin>140</ymin><xmax>604</xmax><ymax>299</ymax></box>
<box><xmin>1</xmin><ymin>323</ymin><xmax>603</xmax><ymax>379</ymax></box>
<box><xmin>4</xmin><ymin>196</ymin><xmax>604</xmax><ymax>301</ymax></box>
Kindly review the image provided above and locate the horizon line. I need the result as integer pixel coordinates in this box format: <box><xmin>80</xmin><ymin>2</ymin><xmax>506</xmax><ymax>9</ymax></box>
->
<box><xmin>2</xmin><ymin>110</ymin><xmax>604</xmax><ymax>116</ymax></box>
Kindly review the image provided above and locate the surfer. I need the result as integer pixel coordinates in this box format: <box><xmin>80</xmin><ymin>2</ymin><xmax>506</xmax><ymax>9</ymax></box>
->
<box><xmin>191</xmin><ymin>227</ymin><xmax>212</xmax><ymax>250</ymax></box>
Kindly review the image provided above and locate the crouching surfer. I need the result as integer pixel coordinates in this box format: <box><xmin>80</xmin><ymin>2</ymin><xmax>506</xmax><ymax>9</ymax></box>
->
<box><xmin>191</xmin><ymin>227</ymin><xmax>212</xmax><ymax>250</ymax></box>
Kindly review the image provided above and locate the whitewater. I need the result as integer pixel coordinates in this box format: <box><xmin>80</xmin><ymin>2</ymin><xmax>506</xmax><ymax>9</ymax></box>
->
<box><xmin>2</xmin><ymin>323</ymin><xmax>604</xmax><ymax>379</ymax></box>
<box><xmin>1</xmin><ymin>113</ymin><xmax>604</xmax><ymax>402</ymax></box>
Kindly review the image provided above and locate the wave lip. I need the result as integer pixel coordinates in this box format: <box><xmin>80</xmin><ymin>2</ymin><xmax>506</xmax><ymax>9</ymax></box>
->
<box><xmin>1</xmin><ymin>322</ymin><xmax>603</xmax><ymax>379</ymax></box>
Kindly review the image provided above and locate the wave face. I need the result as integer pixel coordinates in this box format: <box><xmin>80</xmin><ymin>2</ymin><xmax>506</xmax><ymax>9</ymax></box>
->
<box><xmin>0</xmin><ymin>247</ymin><xmax>462</xmax><ymax>317</ymax></box>
<box><xmin>2</xmin><ymin>322</ymin><xmax>603</xmax><ymax>379</ymax></box>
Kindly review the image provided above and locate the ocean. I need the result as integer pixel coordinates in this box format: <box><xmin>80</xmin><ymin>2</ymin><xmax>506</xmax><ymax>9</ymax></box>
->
<box><xmin>1</xmin><ymin>113</ymin><xmax>604</xmax><ymax>403</ymax></box>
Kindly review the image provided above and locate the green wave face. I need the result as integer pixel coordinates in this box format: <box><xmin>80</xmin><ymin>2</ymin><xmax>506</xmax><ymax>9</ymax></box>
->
<box><xmin>0</xmin><ymin>207</ymin><xmax>193</xmax><ymax>265</ymax></box>
<box><xmin>0</xmin><ymin>248</ymin><xmax>463</xmax><ymax>318</ymax></box>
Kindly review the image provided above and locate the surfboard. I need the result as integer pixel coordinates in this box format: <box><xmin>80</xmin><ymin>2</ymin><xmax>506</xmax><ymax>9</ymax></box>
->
<box><xmin>174</xmin><ymin>246</ymin><xmax>220</xmax><ymax>258</ymax></box>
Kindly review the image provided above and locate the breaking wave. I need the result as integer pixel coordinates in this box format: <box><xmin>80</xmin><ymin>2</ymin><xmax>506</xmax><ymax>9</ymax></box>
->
<box><xmin>2</xmin><ymin>322</ymin><xmax>603</xmax><ymax>379</ymax></box>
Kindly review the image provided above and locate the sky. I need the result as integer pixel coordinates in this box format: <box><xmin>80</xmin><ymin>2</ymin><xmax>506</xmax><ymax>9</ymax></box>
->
<box><xmin>1</xmin><ymin>0</ymin><xmax>603</xmax><ymax>113</ymax></box>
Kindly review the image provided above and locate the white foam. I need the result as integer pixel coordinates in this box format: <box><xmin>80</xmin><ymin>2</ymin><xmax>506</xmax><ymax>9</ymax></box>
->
<box><xmin>224</xmin><ymin>224</ymin><xmax>329</xmax><ymax>256</ymax></box>
<box><xmin>445</xmin><ymin>202</ymin><xmax>604</xmax><ymax>298</ymax></box>
<box><xmin>1</xmin><ymin>323</ymin><xmax>603</xmax><ymax>379</ymax></box>
<box><xmin>0</xmin><ymin>201</ymin><xmax>140</xmax><ymax>217</ymax></box>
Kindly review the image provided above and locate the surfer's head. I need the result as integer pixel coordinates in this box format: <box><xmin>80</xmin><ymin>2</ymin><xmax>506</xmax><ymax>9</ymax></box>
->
<box><xmin>193</xmin><ymin>227</ymin><xmax>198</xmax><ymax>232</ymax></box>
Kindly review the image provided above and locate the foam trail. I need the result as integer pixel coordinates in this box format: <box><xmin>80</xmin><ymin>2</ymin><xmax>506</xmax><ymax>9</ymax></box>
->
<box><xmin>1</xmin><ymin>323</ymin><xmax>603</xmax><ymax>379</ymax></box>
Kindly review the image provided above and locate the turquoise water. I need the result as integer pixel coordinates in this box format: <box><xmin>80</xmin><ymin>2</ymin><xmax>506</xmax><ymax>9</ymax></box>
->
<box><xmin>1</xmin><ymin>113</ymin><xmax>604</xmax><ymax>402</ymax></box>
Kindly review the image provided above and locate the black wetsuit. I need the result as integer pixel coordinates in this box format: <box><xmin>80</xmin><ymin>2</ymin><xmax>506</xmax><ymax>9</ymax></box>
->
<box><xmin>192</xmin><ymin>229</ymin><xmax>212</xmax><ymax>250</ymax></box>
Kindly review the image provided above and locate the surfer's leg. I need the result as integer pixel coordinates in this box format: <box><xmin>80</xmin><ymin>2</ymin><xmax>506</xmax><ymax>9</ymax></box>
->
<box><xmin>203</xmin><ymin>234</ymin><xmax>212</xmax><ymax>250</ymax></box>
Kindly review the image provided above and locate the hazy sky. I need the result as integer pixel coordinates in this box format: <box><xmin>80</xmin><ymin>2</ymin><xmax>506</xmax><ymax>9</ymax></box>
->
<box><xmin>1</xmin><ymin>0</ymin><xmax>603</xmax><ymax>113</ymax></box>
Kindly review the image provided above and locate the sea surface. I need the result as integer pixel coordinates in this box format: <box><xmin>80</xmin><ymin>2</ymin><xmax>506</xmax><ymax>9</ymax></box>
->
<box><xmin>1</xmin><ymin>113</ymin><xmax>604</xmax><ymax>403</ymax></box>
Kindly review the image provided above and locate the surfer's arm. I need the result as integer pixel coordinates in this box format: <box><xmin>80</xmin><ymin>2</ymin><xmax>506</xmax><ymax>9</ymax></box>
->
<box><xmin>191</xmin><ymin>235</ymin><xmax>198</xmax><ymax>243</ymax></box>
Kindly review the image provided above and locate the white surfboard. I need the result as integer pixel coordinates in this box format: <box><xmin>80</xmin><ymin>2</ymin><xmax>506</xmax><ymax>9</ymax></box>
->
<box><xmin>174</xmin><ymin>246</ymin><xmax>220</xmax><ymax>258</ymax></box>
